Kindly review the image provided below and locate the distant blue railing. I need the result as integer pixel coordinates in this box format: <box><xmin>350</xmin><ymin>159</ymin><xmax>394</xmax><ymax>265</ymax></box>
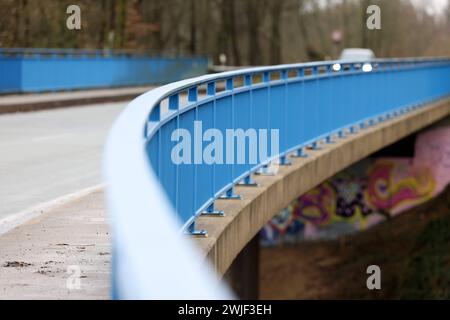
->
<box><xmin>0</xmin><ymin>48</ymin><xmax>208</xmax><ymax>93</ymax></box>
<box><xmin>104</xmin><ymin>57</ymin><xmax>450</xmax><ymax>298</ymax></box>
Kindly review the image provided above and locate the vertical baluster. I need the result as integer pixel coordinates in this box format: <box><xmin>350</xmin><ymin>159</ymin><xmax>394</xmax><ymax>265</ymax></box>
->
<box><xmin>325</xmin><ymin>65</ymin><xmax>335</xmax><ymax>143</ymax></box>
<box><xmin>220</xmin><ymin>77</ymin><xmax>241</xmax><ymax>199</ymax></box>
<box><xmin>256</xmin><ymin>71</ymin><xmax>275</xmax><ymax>174</ymax></box>
<box><xmin>348</xmin><ymin>63</ymin><xmax>358</xmax><ymax>134</ymax></box>
<box><xmin>186</xmin><ymin>84</ymin><xmax>208</xmax><ymax>235</ymax></box>
<box><xmin>279</xmin><ymin>70</ymin><xmax>291</xmax><ymax>165</ymax></box>
<box><xmin>169</xmin><ymin>93</ymin><xmax>179</xmax><ymax>111</ymax></box>
<box><xmin>311</xmin><ymin>67</ymin><xmax>321</xmax><ymax>149</ymax></box>
<box><xmin>378</xmin><ymin>62</ymin><xmax>387</xmax><ymax>122</ymax></box>
<box><xmin>239</xmin><ymin>74</ymin><xmax>259</xmax><ymax>186</ymax></box>
<box><xmin>293</xmin><ymin>68</ymin><xmax>308</xmax><ymax>157</ymax></box>
<box><xmin>149</xmin><ymin>103</ymin><xmax>161</xmax><ymax>122</ymax></box>
<box><xmin>188</xmin><ymin>86</ymin><xmax>198</xmax><ymax>103</ymax></box>
<box><xmin>199</xmin><ymin>83</ymin><xmax>225</xmax><ymax>216</ymax></box>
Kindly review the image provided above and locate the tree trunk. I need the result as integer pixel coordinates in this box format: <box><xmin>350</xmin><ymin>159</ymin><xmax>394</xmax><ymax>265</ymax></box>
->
<box><xmin>190</xmin><ymin>0</ymin><xmax>197</xmax><ymax>55</ymax></box>
<box><xmin>116</xmin><ymin>0</ymin><xmax>128</xmax><ymax>48</ymax></box>
<box><xmin>246</xmin><ymin>0</ymin><xmax>264</xmax><ymax>66</ymax></box>
<box><xmin>98</xmin><ymin>0</ymin><xmax>107</xmax><ymax>48</ymax></box>
<box><xmin>216</xmin><ymin>0</ymin><xmax>229</xmax><ymax>64</ymax></box>
<box><xmin>108</xmin><ymin>0</ymin><xmax>117</xmax><ymax>49</ymax></box>
<box><xmin>200</xmin><ymin>0</ymin><xmax>211</xmax><ymax>56</ymax></box>
<box><xmin>269</xmin><ymin>0</ymin><xmax>284</xmax><ymax>65</ymax></box>
<box><xmin>22</xmin><ymin>0</ymin><xmax>30</xmax><ymax>47</ymax></box>
<box><xmin>13</xmin><ymin>1</ymin><xmax>21</xmax><ymax>45</ymax></box>
<box><xmin>361</xmin><ymin>0</ymin><xmax>370</xmax><ymax>48</ymax></box>
<box><xmin>229</xmin><ymin>0</ymin><xmax>241</xmax><ymax>66</ymax></box>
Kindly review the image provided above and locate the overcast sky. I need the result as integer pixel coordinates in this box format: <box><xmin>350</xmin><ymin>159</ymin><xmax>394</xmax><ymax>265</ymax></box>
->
<box><xmin>412</xmin><ymin>0</ymin><xmax>448</xmax><ymax>15</ymax></box>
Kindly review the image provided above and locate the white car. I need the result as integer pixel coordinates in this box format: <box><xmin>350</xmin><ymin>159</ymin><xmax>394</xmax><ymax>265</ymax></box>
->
<box><xmin>339</xmin><ymin>48</ymin><xmax>376</xmax><ymax>60</ymax></box>
<box><xmin>333</xmin><ymin>48</ymin><xmax>376</xmax><ymax>72</ymax></box>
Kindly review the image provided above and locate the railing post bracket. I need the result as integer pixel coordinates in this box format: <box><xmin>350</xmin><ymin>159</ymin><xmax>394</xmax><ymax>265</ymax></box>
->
<box><xmin>238</xmin><ymin>176</ymin><xmax>259</xmax><ymax>187</ymax></box>
<box><xmin>279</xmin><ymin>155</ymin><xmax>292</xmax><ymax>166</ymax></box>
<box><xmin>310</xmin><ymin>141</ymin><xmax>321</xmax><ymax>150</ymax></box>
<box><xmin>219</xmin><ymin>188</ymin><xmax>242</xmax><ymax>200</ymax></box>
<box><xmin>184</xmin><ymin>221</ymin><xmax>208</xmax><ymax>237</ymax></box>
<box><xmin>325</xmin><ymin>135</ymin><xmax>335</xmax><ymax>144</ymax></box>
<box><xmin>201</xmin><ymin>203</ymin><xmax>225</xmax><ymax>217</ymax></box>
<box><xmin>291</xmin><ymin>148</ymin><xmax>308</xmax><ymax>158</ymax></box>
<box><xmin>255</xmin><ymin>164</ymin><xmax>276</xmax><ymax>176</ymax></box>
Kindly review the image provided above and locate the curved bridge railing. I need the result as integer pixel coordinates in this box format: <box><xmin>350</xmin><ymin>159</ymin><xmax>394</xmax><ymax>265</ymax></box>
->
<box><xmin>105</xmin><ymin>57</ymin><xmax>450</xmax><ymax>299</ymax></box>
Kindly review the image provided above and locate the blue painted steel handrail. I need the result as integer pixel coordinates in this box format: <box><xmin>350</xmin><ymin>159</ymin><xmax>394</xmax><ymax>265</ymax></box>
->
<box><xmin>104</xmin><ymin>57</ymin><xmax>450</xmax><ymax>299</ymax></box>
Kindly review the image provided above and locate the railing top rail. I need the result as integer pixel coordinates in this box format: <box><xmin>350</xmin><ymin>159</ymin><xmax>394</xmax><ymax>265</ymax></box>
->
<box><xmin>150</xmin><ymin>56</ymin><xmax>450</xmax><ymax>91</ymax></box>
<box><xmin>142</xmin><ymin>56</ymin><xmax>450</xmax><ymax>132</ymax></box>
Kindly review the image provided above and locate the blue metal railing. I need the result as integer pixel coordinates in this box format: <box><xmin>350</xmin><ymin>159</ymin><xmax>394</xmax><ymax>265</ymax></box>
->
<box><xmin>0</xmin><ymin>48</ymin><xmax>209</xmax><ymax>93</ymax></box>
<box><xmin>104</xmin><ymin>57</ymin><xmax>450</xmax><ymax>299</ymax></box>
<box><xmin>145</xmin><ymin>58</ymin><xmax>450</xmax><ymax>232</ymax></box>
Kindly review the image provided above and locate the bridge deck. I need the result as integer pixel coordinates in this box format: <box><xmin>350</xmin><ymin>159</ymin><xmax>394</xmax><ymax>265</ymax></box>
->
<box><xmin>0</xmin><ymin>189</ymin><xmax>110</xmax><ymax>300</ymax></box>
<box><xmin>0</xmin><ymin>102</ymin><xmax>125</xmax><ymax>225</ymax></box>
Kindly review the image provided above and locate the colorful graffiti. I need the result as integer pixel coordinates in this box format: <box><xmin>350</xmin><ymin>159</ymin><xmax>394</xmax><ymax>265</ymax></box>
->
<box><xmin>261</xmin><ymin>126</ymin><xmax>450</xmax><ymax>246</ymax></box>
<box><xmin>366</xmin><ymin>159</ymin><xmax>435</xmax><ymax>215</ymax></box>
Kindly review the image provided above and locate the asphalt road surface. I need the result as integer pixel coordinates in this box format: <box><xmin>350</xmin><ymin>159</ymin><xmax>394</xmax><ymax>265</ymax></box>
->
<box><xmin>0</xmin><ymin>102</ymin><xmax>127</xmax><ymax>221</ymax></box>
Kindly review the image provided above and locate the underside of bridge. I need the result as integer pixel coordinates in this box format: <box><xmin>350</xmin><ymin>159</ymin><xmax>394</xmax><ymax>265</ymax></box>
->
<box><xmin>259</xmin><ymin>184</ymin><xmax>450</xmax><ymax>299</ymax></box>
<box><xmin>193</xmin><ymin>98</ymin><xmax>450</xmax><ymax>298</ymax></box>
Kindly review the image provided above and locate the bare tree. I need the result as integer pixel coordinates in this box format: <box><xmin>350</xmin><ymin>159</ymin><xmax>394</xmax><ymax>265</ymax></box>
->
<box><xmin>269</xmin><ymin>0</ymin><xmax>285</xmax><ymax>65</ymax></box>
<box><xmin>245</xmin><ymin>0</ymin><xmax>267</xmax><ymax>65</ymax></box>
<box><xmin>188</xmin><ymin>0</ymin><xmax>197</xmax><ymax>55</ymax></box>
<box><xmin>0</xmin><ymin>0</ymin><xmax>448</xmax><ymax>61</ymax></box>
<box><xmin>116</xmin><ymin>0</ymin><xmax>127</xmax><ymax>48</ymax></box>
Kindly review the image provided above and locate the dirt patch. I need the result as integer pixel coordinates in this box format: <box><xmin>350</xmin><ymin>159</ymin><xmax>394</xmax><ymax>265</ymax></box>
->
<box><xmin>3</xmin><ymin>261</ymin><xmax>33</xmax><ymax>268</ymax></box>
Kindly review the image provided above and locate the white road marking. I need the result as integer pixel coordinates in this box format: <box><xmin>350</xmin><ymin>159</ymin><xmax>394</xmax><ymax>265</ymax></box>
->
<box><xmin>0</xmin><ymin>184</ymin><xmax>104</xmax><ymax>236</ymax></box>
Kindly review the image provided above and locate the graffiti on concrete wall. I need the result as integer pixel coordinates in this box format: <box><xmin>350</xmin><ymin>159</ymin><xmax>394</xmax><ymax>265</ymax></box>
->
<box><xmin>365</xmin><ymin>159</ymin><xmax>435</xmax><ymax>215</ymax></box>
<box><xmin>261</xmin><ymin>127</ymin><xmax>450</xmax><ymax>246</ymax></box>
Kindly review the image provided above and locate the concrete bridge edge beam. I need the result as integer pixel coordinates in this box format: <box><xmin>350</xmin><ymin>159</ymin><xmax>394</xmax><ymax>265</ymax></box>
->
<box><xmin>193</xmin><ymin>98</ymin><xmax>450</xmax><ymax>277</ymax></box>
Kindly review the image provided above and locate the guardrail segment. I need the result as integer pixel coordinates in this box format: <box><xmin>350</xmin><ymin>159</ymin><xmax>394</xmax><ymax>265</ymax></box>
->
<box><xmin>105</xmin><ymin>57</ymin><xmax>450</xmax><ymax>299</ymax></box>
